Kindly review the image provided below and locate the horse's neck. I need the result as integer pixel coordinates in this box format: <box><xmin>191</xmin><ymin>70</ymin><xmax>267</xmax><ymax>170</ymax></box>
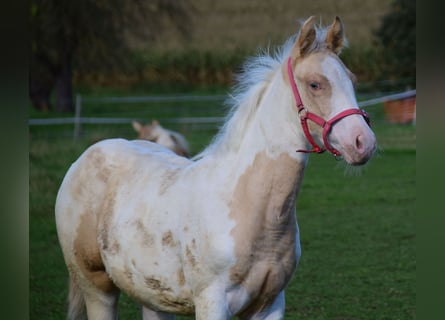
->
<box><xmin>209</xmin><ymin>70</ymin><xmax>308</xmax><ymax>219</ymax></box>
<box><xmin>230</xmin><ymin>150</ymin><xmax>306</xmax><ymax>216</ymax></box>
<box><xmin>234</xmin><ymin>69</ymin><xmax>307</xmax><ymax>159</ymax></box>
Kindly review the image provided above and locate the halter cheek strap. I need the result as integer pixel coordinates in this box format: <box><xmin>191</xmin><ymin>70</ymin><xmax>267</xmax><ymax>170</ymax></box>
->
<box><xmin>287</xmin><ymin>57</ymin><xmax>370</xmax><ymax>157</ymax></box>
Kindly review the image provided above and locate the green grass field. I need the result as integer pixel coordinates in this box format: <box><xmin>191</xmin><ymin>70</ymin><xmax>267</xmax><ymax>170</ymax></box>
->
<box><xmin>29</xmin><ymin>97</ymin><xmax>415</xmax><ymax>319</ymax></box>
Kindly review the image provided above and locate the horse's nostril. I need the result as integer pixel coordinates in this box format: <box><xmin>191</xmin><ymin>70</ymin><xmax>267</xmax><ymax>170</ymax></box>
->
<box><xmin>355</xmin><ymin>135</ymin><xmax>364</xmax><ymax>152</ymax></box>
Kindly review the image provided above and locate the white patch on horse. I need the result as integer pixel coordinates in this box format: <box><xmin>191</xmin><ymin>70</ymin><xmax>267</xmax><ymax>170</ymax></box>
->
<box><xmin>321</xmin><ymin>55</ymin><xmax>357</xmax><ymax>115</ymax></box>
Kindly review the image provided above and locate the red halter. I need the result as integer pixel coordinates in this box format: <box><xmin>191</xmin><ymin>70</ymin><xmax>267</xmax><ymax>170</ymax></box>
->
<box><xmin>287</xmin><ymin>57</ymin><xmax>370</xmax><ymax>157</ymax></box>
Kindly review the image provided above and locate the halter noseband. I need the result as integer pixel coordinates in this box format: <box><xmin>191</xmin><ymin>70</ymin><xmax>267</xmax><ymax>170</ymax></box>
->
<box><xmin>287</xmin><ymin>57</ymin><xmax>370</xmax><ymax>157</ymax></box>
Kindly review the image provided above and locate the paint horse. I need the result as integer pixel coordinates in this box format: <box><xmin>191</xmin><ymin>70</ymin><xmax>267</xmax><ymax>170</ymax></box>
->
<box><xmin>55</xmin><ymin>16</ymin><xmax>376</xmax><ymax>319</ymax></box>
<box><xmin>132</xmin><ymin>120</ymin><xmax>190</xmax><ymax>158</ymax></box>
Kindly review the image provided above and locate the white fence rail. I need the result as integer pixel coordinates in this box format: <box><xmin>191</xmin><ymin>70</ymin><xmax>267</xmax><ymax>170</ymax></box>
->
<box><xmin>29</xmin><ymin>90</ymin><xmax>416</xmax><ymax>140</ymax></box>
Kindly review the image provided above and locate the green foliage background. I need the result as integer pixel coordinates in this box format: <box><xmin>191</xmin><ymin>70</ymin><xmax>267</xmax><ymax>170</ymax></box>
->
<box><xmin>72</xmin><ymin>0</ymin><xmax>415</xmax><ymax>92</ymax></box>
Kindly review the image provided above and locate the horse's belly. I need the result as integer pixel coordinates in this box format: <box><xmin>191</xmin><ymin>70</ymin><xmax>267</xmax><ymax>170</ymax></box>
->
<box><xmin>96</xmin><ymin>199</ymin><xmax>196</xmax><ymax>313</ymax></box>
<box><xmin>112</xmin><ymin>267</ymin><xmax>195</xmax><ymax>314</ymax></box>
<box><xmin>102</xmin><ymin>238</ymin><xmax>195</xmax><ymax>314</ymax></box>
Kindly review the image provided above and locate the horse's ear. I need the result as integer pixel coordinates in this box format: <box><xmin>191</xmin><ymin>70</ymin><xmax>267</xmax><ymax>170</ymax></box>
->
<box><xmin>291</xmin><ymin>16</ymin><xmax>317</xmax><ymax>59</ymax></box>
<box><xmin>326</xmin><ymin>16</ymin><xmax>345</xmax><ymax>54</ymax></box>
<box><xmin>132</xmin><ymin>121</ymin><xmax>142</xmax><ymax>132</ymax></box>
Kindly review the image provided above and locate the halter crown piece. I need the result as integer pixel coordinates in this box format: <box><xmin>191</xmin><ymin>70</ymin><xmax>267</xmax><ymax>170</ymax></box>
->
<box><xmin>287</xmin><ymin>57</ymin><xmax>370</xmax><ymax>157</ymax></box>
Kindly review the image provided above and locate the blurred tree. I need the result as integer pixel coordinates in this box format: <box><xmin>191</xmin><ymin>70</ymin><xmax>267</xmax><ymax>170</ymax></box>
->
<box><xmin>374</xmin><ymin>0</ymin><xmax>415</xmax><ymax>87</ymax></box>
<box><xmin>30</xmin><ymin>0</ymin><xmax>193</xmax><ymax>112</ymax></box>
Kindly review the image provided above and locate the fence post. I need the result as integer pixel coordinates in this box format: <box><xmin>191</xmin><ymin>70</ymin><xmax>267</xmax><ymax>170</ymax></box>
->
<box><xmin>73</xmin><ymin>94</ymin><xmax>82</xmax><ymax>141</ymax></box>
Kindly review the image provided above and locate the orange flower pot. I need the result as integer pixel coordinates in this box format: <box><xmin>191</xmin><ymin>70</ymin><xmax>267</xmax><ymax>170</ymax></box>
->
<box><xmin>383</xmin><ymin>96</ymin><xmax>416</xmax><ymax>124</ymax></box>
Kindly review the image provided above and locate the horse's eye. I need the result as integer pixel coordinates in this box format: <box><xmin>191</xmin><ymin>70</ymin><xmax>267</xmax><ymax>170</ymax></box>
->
<box><xmin>309</xmin><ymin>82</ymin><xmax>321</xmax><ymax>90</ymax></box>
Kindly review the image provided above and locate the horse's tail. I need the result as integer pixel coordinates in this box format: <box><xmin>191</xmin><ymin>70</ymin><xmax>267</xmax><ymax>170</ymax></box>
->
<box><xmin>67</xmin><ymin>276</ymin><xmax>86</xmax><ymax>320</ymax></box>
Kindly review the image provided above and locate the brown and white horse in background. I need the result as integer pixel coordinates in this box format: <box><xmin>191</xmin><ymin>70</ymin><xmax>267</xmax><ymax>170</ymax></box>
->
<box><xmin>55</xmin><ymin>16</ymin><xmax>376</xmax><ymax>319</ymax></box>
<box><xmin>132</xmin><ymin>120</ymin><xmax>190</xmax><ymax>158</ymax></box>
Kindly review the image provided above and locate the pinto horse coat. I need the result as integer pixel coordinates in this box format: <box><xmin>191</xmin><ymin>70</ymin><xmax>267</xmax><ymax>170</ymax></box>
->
<box><xmin>56</xmin><ymin>16</ymin><xmax>376</xmax><ymax>319</ymax></box>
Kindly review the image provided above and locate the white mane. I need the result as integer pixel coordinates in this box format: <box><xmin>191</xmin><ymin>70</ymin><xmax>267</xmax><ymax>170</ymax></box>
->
<box><xmin>194</xmin><ymin>37</ymin><xmax>295</xmax><ymax>160</ymax></box>
<box><xmin>193</xmin><ymin>22</ymin><xmax>342</xmax><ymax>160</ymax></box>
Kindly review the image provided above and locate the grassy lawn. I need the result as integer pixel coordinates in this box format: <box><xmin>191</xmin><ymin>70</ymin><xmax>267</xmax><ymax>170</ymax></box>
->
<box><xmin>287</xmin><ymin>148</ymin><xmax>415</xmax><ymax>319</ymax></box>
<box><xmin>29</xmin><ymin>99</ymin><xmax>415</xmax><ymax>319</ymax></box>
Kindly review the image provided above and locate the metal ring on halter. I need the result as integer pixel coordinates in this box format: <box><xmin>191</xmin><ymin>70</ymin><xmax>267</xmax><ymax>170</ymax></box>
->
<box><xmin>298</xmin><ymin>107</ymin><xmax>308</xmax><ymax>120</ymax></box>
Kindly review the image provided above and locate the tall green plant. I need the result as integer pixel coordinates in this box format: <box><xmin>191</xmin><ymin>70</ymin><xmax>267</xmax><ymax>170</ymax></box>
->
<box><xmin>30</xmin><ymin>0</ymin><xmax>193</xmax><ymax>112</ymax></box>
<box><xmin>374</xmin><ymin>0</ymin><xmax>416</xmax><ymax>87</ymax></box>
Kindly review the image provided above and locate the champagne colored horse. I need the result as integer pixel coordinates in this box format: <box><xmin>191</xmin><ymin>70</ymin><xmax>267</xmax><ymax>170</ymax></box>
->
<box><xmin>132</xmin><ymin>120</ymin><xmax>190</xmax><ymax>158</ymax></box>
<box><xmin>56</xmin><ymin>16</ymin><xmax>376</xmax><ymax>319</ymax></box>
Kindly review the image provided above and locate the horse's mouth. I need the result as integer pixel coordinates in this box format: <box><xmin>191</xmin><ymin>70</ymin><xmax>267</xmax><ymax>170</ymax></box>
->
<box><xmin>341</xmin><ymin>139</ymin><xmax>377</xmax><ymax>166</ymax></box>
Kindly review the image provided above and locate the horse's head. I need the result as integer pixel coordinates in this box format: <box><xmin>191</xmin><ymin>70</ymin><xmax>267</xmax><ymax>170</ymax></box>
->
<box><xmin>132</xmin><ymin>120</ymin><xmax>162</xmax><ymax>141</ymax></box>
<box><xmin>286</xmin><ymin>16</ymin><xmax>376</xmax><ymax>165</ymax></box>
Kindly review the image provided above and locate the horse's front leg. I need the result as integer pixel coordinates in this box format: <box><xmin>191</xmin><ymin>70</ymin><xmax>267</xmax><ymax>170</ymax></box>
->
<box><xmin>194</xmin><ymin>284</ymin><xmax>231</xmax><ymax>320</ymax></box>
<box><xmin>241</xmin><ymin>291</ymin><xmax>285</xmax><ymax>320</ymax></box>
